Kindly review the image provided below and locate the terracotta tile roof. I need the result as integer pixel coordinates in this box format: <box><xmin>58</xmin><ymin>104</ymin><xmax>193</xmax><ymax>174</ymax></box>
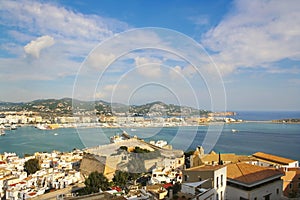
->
<box><xmin>287</xmin><ymin>168</ymin><xmax>300</xmax><ymax>172</ymax></box>
<box><xmin>227</xmin><ymin>163</ymin><xmax>283</xmax><ymax>186</ymax></box>
<box><xmin>24</xmin><ymin>176</ymin><xmax>33</xmax><ymax>181</ymax></box>
<box><xmin>201</xmin><ymin>153</ymin><xmax>254</xmax><ymax>163</ymax></box>
<box><xmin>283</xmin><ymin>170</ymin><xmax>296</xmax><ymax>181</ymax></box>
<box><xmin>253</xmin><ymin>152</ymin><xmax>296</xmax><ymax>165</ymax></box>
<box><xmin>28</xmin><ymin>192</ymin><xmax>37</xmax><ymax>196</ymax></box>
<box><xmin>185</xmin><ymin>164</ymin><xmax>225</xmax><ymax>171</ymax></box>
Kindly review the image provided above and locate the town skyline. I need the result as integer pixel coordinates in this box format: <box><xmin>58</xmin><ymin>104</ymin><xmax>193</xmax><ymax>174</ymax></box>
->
<box><xmin>1</xmin><ymin>0</ymin><xmax>300</xmax><ymax>111</ymax></box>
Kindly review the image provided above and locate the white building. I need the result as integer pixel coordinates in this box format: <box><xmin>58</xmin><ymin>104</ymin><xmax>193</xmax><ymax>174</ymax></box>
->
<box><xmin>252</xmin><ymin>152</ymin><xmax>299</xmax><ymax>170</ymax></box>
<box><xmin>181</xmin><ymin>180</ymin><xmax>217</xmax><ymax>200</ymax></box>
<box><xmin>226</xmin><ymin>163</ymin><xmax>284</xmax><ymax>200</ymax></box>
<box><xmin>182</xmin><ymin>165</ymin><xmax>227</xmax><ymax>200</ymax></box>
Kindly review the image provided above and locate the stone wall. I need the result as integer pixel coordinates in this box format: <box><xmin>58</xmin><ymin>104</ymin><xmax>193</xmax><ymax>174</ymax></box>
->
<box><xmin>80</xmin><ymin>153</ymin><xmax>106</xmax><ymax>178</ymax></box>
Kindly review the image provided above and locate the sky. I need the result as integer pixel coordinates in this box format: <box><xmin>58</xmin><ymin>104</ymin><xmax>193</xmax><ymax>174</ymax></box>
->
<box><xmin>0</xmin><ymin>0</ymin><xmax>300</xmax><ymax>111</ymax></box>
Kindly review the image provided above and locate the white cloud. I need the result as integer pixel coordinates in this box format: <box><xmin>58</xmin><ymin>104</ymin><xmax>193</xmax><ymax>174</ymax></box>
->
<box><xmin>24</xmin><ymin>35</ymin><xmax>55</xmax><ymax>58</ymax></box>
<box><xmin>169</xmin><ymin>65</ymin><xmax>197</xmax><ymax>79</ymax></box>
<box><xmin>202</xmin><ymin>0</ymin><xmax>300</xmax><ymax>75</ymax></box>
<box><xmin>134</xmin><ymin>56</ymin><xmax>162</xmax><ymax>78</ymax></box>
<box><xmin>95</xmin><ymin>84</ymin><xmax>129</xmax><ymax>100</ymax></box>
<box><xmin>169</xmin><ymin>65</ymin><xmax>182</xmax><ymax>79</ymax></box>
<box><xmin>86</xmin><ymin>52</ymin><xmax>116</xmax><ymax>70</ymax></box>
<box><xmin>0</xmin><ymin>0</ymin><xmax>129</xmax><ymax>82</ymax></box>
<box><xmin>0</xmin><ymin>0</ymin><xmax>123</xmax><ymax>41</ymax></box>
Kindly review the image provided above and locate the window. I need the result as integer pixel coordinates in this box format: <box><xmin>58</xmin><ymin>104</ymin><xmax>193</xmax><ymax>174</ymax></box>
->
<box><xmin>221</xmin><ymin>174</ymin><xmax>223</xmax><ymax>186</ymax></box>
<box><xmin>216</xmin><ymin>193</ymin><xmax>219</xmax><ymax>200</ymax></box>
<box><xmin>198</xmin><ymin>176</ymin><xmax>202</xmax><ymax>181</ymax></box>
<box><xmin>263</xmin><ymin>194</ymin><xmax>271</xmax><ymax>200</ymax></box>
<box><xmin>254</xmin><ymin>198</ymin><xmax>257</xmax><ymax>200</ymax></box>
<box><xmin>216</xmin><ymin>177</ymin><xmax>219</xmax><ymax>188</ymax></box>
<box><xmin>298</xmin><ymin>182</ymin><xmax>300</xmax><ymax>188</ymax></box>
<box><xmin>289</xmin><ymin>183</ymin><xmax>293</xmax><ymax>189</ymax></box>
<box><xmin>276</xmin><ymin>188</ymin><xmax>279</xmax><ymax>194</ymax></box>
<box><xmin>221</xmin><ymin>191</ymin><xmax>223</xmax><ymax>200</ymax></box>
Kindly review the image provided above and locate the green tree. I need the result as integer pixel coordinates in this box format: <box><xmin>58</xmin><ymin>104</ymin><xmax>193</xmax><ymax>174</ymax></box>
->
<box><xmin>113</xmin><ymin>170</ymin><xmax>129</xmax><ymax>188</ymax></box>
<box><xmin>133</xmin><ymin>146</ymin><xmax>150</xmax><ymax>153</ymax></box>
<box><xmin>119</xmin><ymin>146</ymin><xmax>128</xmax><ymax>151</ymax></box>
<box><xmin>24</xmin><ymin>158</ymin><xmax>40</xmax><ymax>175</ymax></box>
<box><xmin>84</xmin><ymin>171</ymin><xmax>109</xmax><ymax>194</ymax></box>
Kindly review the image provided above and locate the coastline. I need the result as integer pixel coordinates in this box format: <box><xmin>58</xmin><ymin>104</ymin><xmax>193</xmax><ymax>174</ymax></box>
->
<box><xmin>1</xmin><ymin>122</ymin><xmax>300</xmax><ymax>162</ymax></box>
<box><xmin>12</xmin><ymin>119</ymin><xmax>300</xmax><ymax>131</ymax></box>
<box><xmin>53</xmin><ymin>120</ymin><xmax>300</xmax><ymax>129</ymax></box>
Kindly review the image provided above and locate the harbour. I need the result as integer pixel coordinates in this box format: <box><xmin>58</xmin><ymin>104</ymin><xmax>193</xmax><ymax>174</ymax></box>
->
<box><xmin>1</xmin><ymin>122</ymin><xmax>299</xmax><ymax>162</ymax></box>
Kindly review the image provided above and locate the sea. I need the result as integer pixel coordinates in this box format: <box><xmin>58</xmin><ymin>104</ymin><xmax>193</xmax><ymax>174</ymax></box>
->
<box><xmin>1</xmin><ymin>111</ymin><xmax>300</xmax><ymax>162</ymax></box>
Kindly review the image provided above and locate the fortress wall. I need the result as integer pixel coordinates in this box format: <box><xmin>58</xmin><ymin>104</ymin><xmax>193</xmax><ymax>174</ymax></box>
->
<box><xmin>80</xmin><ymin>153</ymin><xmax>106</xmax><ymax>178</ymax></box>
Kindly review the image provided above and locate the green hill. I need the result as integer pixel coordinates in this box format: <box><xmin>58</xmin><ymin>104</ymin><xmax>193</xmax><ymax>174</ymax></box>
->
<box><xmin>0</xmin><ymin>98</ymin><xmax>210</xmax><ymax>117</ymax></box>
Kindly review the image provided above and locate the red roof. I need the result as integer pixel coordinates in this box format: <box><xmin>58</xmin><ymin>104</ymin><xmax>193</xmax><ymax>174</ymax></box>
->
<box><xmin>163</xmin><ymin>183</ymin><xmax>173</xmax><ymax>189</ymax></box>
<box><xmin>28</xmin><ymin>192</ymin><xmax>37</xmax><ymax>196</ymax></box>
<box><xmin>111</xmin><ymin>186</ymin><xmax>122</xmax><ymax>192</ymax></box>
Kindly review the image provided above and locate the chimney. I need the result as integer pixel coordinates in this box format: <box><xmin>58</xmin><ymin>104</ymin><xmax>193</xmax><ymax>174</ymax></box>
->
<box><xmin>218</xmin><ymin>152</ymin><xmax>223</xmax><ymax>165</ymax></box>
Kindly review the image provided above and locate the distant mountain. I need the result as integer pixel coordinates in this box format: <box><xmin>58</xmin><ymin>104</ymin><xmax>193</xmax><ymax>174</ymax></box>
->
<box><xmin>0</xmin><ymin>98</ymin><xmax>210</xmax><ymax>117</ymax></box>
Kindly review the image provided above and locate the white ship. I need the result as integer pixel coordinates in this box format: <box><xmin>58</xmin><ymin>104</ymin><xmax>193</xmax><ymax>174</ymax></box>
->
<box><xmin>110</xmin><ymin>131</ymin><xmax>130</xmax><ymax>143</ymax></box>
<box><xmin>231</xmin><ymin>129</ymin><xmax>239</xmax><ymax>133</ymax></box>
<box><xmin>150</xmin><ymin>140</ymin><xmax>168</xmax><ymax>148</ymax></box>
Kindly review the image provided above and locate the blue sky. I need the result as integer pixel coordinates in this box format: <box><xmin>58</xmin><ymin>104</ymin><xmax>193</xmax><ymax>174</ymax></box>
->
<box><xmin>0</xmin><ymin>0</ymin><xmax>299</xmax><ymax>111</ymax></box>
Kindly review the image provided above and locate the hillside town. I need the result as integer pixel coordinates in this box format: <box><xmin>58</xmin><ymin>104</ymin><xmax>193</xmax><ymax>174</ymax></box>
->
<box><xmin>0</xmin><ymin>110</ymin><xmax>239</xmax><ymax>132</ymax></box>
<box><xmin>0</xmin><ymin>99</ymin><xmax>238</xmax><ymax>131</ymax></box>
<box><xmin>0</xmin><ymin>134</ymin><xmax>299</xmax><ymax>200</ymax></box>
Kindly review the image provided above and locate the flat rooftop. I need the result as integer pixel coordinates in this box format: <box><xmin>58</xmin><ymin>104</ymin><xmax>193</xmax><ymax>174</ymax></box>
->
<box><xmin>85</xmin><ymin>138</ymin><xmax>155</xmax><ymax>156</ymax></box>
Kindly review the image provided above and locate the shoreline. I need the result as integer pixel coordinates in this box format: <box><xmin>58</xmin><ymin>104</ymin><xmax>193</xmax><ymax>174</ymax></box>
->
<box><xmin>1</xmin><ymin>122</ymin><xmax>300</xmax><ymax>162</ymax></box>
<box><xmin>8</xmin><ymin>120</ymin><xmax>299</xmax><ymax>131</ymax></box>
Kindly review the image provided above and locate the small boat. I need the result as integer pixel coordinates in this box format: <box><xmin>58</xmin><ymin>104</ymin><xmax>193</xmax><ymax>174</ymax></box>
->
<box><xmin>0</xmin><ymin>129</ymin><xmax>5</xmax><ymax>136</ymax></box>
<box><xmin>54</xmin><ymin>133</ymin><xmax>58</xmax><ymax>136</ymax></box>
<box><xmin>231</xmin><ymin>129</ymin><xmax>239</xmax><ymax>133</ymax></box>
<box><xmin>35</xmin><ymin>124</ymin><xmax>51</xmax><ymax>130</ymax></box>
<box><xmin>11</xmin><ymin>124</ymin><xmax>17</xmax><ymax>130</ymax></box>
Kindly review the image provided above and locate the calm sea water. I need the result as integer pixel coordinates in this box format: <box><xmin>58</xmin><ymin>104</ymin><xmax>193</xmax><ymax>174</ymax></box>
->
<box><xmin>0</xmin><ymin>111</ymin><xmax>299</xmax><ymax>162</ymax></box>
<box><xmin>234</xmin><ymin>110</ymin><xmax>300</xmax><ymax>121</ymax></box>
